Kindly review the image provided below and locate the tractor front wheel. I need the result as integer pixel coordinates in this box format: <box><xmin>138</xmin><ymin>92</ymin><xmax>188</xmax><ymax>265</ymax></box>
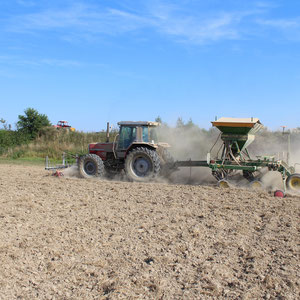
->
<box><xmin>286</xmin><ymin>173</ymin><xmax>300</xmax><ymax>192</ymax></box>
<box><xmin>125</xmin><ymin>147</ymin><xmax>160</xmax><ymax>182</ymax></box>
<box><xmin>78</xmin><ymin>154</ymin><xmax>104</xmax><ymax>179</ymax></box>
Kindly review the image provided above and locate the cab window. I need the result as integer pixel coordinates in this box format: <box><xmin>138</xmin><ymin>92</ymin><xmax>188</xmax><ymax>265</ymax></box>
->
<box><xmin>142</xmin><ymin>127</ymin><xmax>149</xmax><ymax>142</ymax></box>
<box><xmin>142</xmin><ymin>126</ymin><xmax>158</xmax><ymax>143</ymax></box>
<box><xmin>118</xmin><ymin>126</ymin><xmax>136</xmax><ymax>149</ymax></box>
<box><xmin>149</xmin><ymin>127</ymin><xmax>158</xmax><ymax>143</ymax></box>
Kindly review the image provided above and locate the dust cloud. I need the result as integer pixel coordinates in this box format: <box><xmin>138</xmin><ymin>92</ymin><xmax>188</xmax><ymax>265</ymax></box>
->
<box><xmin>157</xmin><ymin>124</ymin><xmax>219</xmax><ymax>184</ymax></box>
<box><xmin>63</xmin><ymin>165</ymin><xmax>80</xmax><ymax>178</ymax></box>
<box><xmin>250</xmin><ymin>129</ymin><xmax>300</xmax><ymax>169</ymax></box>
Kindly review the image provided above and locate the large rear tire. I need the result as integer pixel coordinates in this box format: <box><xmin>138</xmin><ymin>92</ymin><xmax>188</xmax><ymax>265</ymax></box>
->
<box><xmin>125</xmin><ymin>147</ymin><xmax>160</xmax><ymax>182</ymax></box>
<box><xmin>78</xmin><ymin>154</ymin><xmax>104</xmax><ymax>179</ymax></box>
<box><xmin>286</xmin><ymin>173</ymin><xmax>300</xmax><ymax>192</ymax></box>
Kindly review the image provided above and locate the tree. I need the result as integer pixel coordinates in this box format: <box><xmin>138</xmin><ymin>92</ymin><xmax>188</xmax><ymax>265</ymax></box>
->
<box><xmin>176</xmin><ymin>117</ymin><xmax>185</xmax><ymax>128</ymax></box>
<box><xmin>155</xmin><ymin>116</ymin><xmax>162</xmax><ymax>123</ymax></box>
<box><xmin>0</xmin><ymin>118</ymin><xmax>8</xmax><ymax>130</ymax></box>
<box><xmin>17</xmin><ymin>108</ymin><xmax>51</xmax><ymax>138</ymax></box>
<box><xmin>185</xmin><ymin>118</ymin><xmax>195</xmax><ymax>128</ymax></box>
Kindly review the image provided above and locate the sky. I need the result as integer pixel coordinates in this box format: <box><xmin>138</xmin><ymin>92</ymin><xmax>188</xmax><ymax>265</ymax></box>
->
<box><xmin>1</xmin><ymin>0</ymin><xmax>300</xmax><ymax>131</ymax></box>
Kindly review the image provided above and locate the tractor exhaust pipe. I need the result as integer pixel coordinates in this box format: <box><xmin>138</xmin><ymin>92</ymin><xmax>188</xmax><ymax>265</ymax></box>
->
<box><xmin>106</xmin><ymin>122</ymin><xmax>110</xmax><ymax>142</ymax></box>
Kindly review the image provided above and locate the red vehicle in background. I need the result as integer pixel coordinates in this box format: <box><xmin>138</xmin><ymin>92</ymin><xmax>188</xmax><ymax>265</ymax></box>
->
<box><xmin>53</xmin><ymin>120</ymin><xmax>75</xmax><ymax>131</ymax></box>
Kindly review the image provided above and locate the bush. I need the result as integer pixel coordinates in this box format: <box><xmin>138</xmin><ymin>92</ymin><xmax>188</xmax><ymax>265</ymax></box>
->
<box><xmin>0</xmin><ymin>130</ymin><xmax>30</xmax><ymax>155</ymax></box>
<box><xmin>17</xmin><ymin>108</ymin><xmax>51</xmax><ymax>139</ymax></box>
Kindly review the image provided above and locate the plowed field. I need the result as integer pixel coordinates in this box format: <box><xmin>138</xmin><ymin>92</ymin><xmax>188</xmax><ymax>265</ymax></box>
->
<box><xmin>0</xmin><ymin>164</ymin><xmax>299</xmax><ymax>299</ymax></box>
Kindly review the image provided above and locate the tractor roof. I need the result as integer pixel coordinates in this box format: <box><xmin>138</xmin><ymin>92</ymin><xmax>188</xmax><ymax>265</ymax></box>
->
<box><xmin>117</xmin><ymin>121</ymin><xmax>160</xmax><ymax>127</ymax></box>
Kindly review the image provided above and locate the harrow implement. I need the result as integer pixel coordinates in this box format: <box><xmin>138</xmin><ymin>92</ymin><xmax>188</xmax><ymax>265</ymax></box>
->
<box><xmin>45</xmin><ymin>152</ymin><xmax>77</xmax><ymax>171</ymax></box>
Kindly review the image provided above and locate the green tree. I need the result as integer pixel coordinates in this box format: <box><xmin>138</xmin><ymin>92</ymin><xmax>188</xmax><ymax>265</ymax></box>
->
<box><xmin>17</xmin><ymin>108</ymin><xmax>51</xmax><ymax>139</ymax></box>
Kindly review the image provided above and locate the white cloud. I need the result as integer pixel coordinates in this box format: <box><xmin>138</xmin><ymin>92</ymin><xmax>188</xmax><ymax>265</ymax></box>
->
<box><xmin>156</xmin><ymin>13</ymin><xmax>241</xmax><ymax>43</ymax></box>
<box><xmin>5</xmin><ymin>1</ymin><xmax>297</xmax><ymax>45</ymax></box>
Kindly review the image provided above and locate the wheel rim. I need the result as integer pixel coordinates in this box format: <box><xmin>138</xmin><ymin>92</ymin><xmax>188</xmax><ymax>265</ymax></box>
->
<box><xmin>84</xmin><ymin>161</ymin><xmax>96</xmax><ymax>175</ymax></box>
<box><xmin>132</xmin><ymin>156</ymin><xmax>151</xmax><ymax>177</ymax></box>
<box><xmin>289</xmin><ymin>177</ymin><xmax>300</xmax><ymax>190</ymax></box>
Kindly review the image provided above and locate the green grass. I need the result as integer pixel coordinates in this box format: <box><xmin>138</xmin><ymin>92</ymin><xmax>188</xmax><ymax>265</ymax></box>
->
<box><xmin>0</xmin><ymin>156</ymin><xmax>75</xmax><ymax>166</ymax></box>
<box><xmin>0</xmin><ymin>156</ymin><xmax>45</xmax><ymax>165</ymax></box>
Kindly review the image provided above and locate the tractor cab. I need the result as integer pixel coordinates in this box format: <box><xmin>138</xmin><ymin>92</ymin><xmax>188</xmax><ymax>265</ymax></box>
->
<box><xmin>117</xmin><ymin>121</ymin><xmax>159</xmax><ymax>150</ymax></box>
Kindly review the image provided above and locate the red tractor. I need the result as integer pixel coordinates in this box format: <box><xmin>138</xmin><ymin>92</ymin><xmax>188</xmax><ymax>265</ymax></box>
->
<box><xmin>53</xmin><ymin>120</ymin><xmax>75</xmax><ymax>131</ymax></box>
<box><xmin>78</xmin><ymin>121</ymin><xmax>173</xmax><ymax>182</ymax></box>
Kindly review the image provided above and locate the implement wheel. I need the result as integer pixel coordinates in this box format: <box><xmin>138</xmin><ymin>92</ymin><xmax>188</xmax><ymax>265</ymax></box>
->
<box><xmin>250</xmin><ymin>180</ymin><xmax>263</xmax><ymax>190</ymax></box>
<box><xmin>218</xmin><ymin>179</ymin><xmax>230</xmax><ymax>189</ymax></box>
<box><xmin>286</xmin><ymin>173</ymin><xmax>300</xmax><ymax>192</ymax></box>
<box><xmin>79</xmin><ymin>154</ymin><xmax>104</xmax><ymax>178</ymax></box>
<box><xmin>274</xmin><ymin>190</ymin><xmax>285</xmax><ymax>198</ymax></box>
<box><xmin>125</xmin><ymin>147</ymin><xmax>160</xmax><ymax>182</ymax></box>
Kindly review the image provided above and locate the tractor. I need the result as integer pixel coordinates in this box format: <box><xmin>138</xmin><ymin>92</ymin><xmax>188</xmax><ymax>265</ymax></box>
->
<box><xmin>78</xmin><ymin>121</ymin><xmax>173</xmax><ymax>181</ymax></box>
<box><xmin>53</xmin><ymin>120</ymin><xmax>75</xmax><ymax>132</ymax></box>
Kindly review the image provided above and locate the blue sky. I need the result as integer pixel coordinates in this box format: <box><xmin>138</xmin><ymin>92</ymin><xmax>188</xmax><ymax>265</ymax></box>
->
<box><xmin>1</xmin><ymin>0</ymin><xmax>300</xmax><ymax>131</ymax></box>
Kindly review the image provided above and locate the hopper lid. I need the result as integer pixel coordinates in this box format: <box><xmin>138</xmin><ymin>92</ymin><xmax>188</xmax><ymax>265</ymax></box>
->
<box><xmin>212</xmin><ymin>117</ymin><xmax>261</xmax><ymax>128</ymax></box>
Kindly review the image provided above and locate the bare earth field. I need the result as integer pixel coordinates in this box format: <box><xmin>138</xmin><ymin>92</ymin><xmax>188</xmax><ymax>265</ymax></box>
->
<box><xmin>0</xmin><ymin>164</ymin><xmax>299</xmax><ymax>299</ymax></box>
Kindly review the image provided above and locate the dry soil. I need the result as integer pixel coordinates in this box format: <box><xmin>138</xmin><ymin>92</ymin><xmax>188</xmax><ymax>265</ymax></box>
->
<box><xmin>0</xmin><ymin>164</ymin><xmax>299</xmax><ymax>299</ymax></box>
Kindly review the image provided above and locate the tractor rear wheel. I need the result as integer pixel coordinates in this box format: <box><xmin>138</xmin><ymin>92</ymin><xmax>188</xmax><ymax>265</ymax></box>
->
<box><xmin>286</xmin><ymin>173</ymin><xmax>300</xmax><ymax>192</ymax></box>
<box><xmin>78</xmin><ymin>154</ymin><xmax>104</xmax><ymax>178</ymax></box>
<box><xmin>125</xmin><ymin>147</ymin><xmax>160</xmax><ymax>182</ymax></box>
